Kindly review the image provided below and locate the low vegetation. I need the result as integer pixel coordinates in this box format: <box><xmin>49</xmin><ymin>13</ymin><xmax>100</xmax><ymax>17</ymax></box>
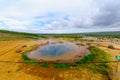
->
<box><xmin>84</xmin><ymin>31</ymin><xmax>120</xmax><ymax>38</ymax></box>
<box><xmin>0</xmin><ymin>30</ymin><xmax>84</xmax><ymax>41</ymax></box>
<box><xmin>54</xmin><ymin>63</ymin><xmax>72</xmax><ymax>68</ymax></box>
<box><xmin>22</xmin><ymin>54</ymin><xmax>31</xmax><ymax>61</ymax></box>
<box><xmin>22</xmin><ymin>53</ymin><xmax>38</xmax><ymax>66</ymax></box>
<box><xmin>0</xmin><ymin>30</ymin><xmax>38</xmax><ymax>36</ymax></box>
<box><xmin>0</xmin><ymin>30</ymin><xmax>40</xmax><ymax>40</ymax></box>
<box><xmin>40</xmin><ymin>63</ymin><xmax>49</xmax><ymax>67</ymax></box>
<box><xmin>0</xmin><ymin>30</ymin><xmax>119</xmax><ymax>41</ymax></box>
<box><xmin>76</xmin><ymin>46</ymin><xmax>110</xmax><ymax>75</ymax></box>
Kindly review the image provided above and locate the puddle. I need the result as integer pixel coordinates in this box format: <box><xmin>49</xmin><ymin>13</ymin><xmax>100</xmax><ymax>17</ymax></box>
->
<box><xmin>27</xmin><ymin>42</ymin><xmax>90</xmax><ymax>63</ymax></box>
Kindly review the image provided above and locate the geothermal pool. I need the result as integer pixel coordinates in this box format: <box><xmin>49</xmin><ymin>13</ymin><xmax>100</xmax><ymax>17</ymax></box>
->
<box><xmin>27</xmin><ymin>42</ymin><xmax>90</xmax><ymax>63</ymax></box>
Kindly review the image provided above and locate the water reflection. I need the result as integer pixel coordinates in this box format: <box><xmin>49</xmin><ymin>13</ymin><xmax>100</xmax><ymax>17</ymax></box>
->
<box><xmin>27</xmin><ymin>42</ymin><xmax>90</xmax><ymax>63</ymax></box>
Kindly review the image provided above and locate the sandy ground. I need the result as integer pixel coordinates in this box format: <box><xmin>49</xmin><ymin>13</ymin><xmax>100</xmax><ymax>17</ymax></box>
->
<box><xmin>0</xmin><ymin>39</ymin><xmax>119</xmax><ymax>80</ymax></box>
<box><xmin>0</xmin><ymin>40</ymin><xmax>47</xmax><ymax>80</ymax></box>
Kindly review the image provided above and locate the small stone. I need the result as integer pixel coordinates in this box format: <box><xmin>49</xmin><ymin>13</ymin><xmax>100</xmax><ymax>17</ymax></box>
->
<box><xmin>108</xmin><ymin>45</ymin><xmax>115</xmax><ymax>49</ymax></box>
<box><xmin>16</xmin><ymin>49</ymin><xmax>22</xmax><ymax>53</ymax></box>
<box><xmin>22</xmin><ymin>45</ymin><xmax>27</xmax><ymax>48</ymax></box>
<box><xmin>7</xmin><ymin>71</ymin><xmax>11</xmax><ymax>73</ymax></box>
<box><xmin>86</xmin><ymin>43</ymin><xmax>91</xmax><ymax>45</ymax></box>
<box><xmin>75</xmin><ymin>42</ymin><xmax>81</xmax><ymax>45</ymax></box>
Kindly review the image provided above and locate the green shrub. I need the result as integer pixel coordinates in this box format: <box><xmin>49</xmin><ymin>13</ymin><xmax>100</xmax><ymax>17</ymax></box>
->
<box><xmin>26</xmin><ymin>60</ymin><xmax>38</xmax><ymax>66</ymax></box>
<box><xmin>76</xmin><ymin>46</ymin><xmax>110</xmax><ymax>75</ymax></box>
<box><xmin>76</xmin><ymin>53</ymin><xmax>94</xmax><ymax>64</ymax></box>
<box><xmin>40</xmin><ymin>63</ymin><xmax>49</xmax><ymax>67</ymax></box>
<box><xmin>54</xmin><ymin>63</ymin><xmax>72</xmax><ymax>68</ymax></box>
<box><xmin>22</xmin><ymin>54</ymin><xmax>30</xmax><ymax>61</ymax></box>
<box><xmin>22</xmin><ymin>54</ymin><xmax>37</xmax><ymax>66</ymax></box>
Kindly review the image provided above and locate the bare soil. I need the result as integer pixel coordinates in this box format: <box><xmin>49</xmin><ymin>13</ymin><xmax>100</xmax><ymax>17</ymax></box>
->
<box><xmin>0</xmin><ymin>39</ymin><xmax>119</xmax><ymax>80</ymax></box>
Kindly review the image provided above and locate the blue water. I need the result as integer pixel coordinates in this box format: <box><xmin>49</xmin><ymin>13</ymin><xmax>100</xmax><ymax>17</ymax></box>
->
<box><xmin>28</xmin><ymin>43</ymin><xmax>78</xmax><ymax>58</ymax></box>
<box><xmin>38</xmin><ymin>44</ymin><xmax>74</xmax><ymax>57</ymax></box>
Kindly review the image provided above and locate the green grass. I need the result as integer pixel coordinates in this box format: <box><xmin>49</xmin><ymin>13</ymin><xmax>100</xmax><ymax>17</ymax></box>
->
<box><xmin>76</xmin><ymin>53</ymin><xmax>94</xmax><ymax>64</ymax></box>
<box><xmin>54</xmin><ymin>63</ymin><xmax>72</xmax><ymax>68</ymax></box>
<box><xmin>0</xmin><ymin>30</ymin><xmax>119</xmax><ymax>41</ymax></box>
<box><xmin>0</xmin><ymin>30</ymin><xmax>83</xmax><ymax>41</ymax></box>
<box><xmin>0</xmin><ymin>30</ymin><xmax>38</xmax><ymax>36</ymax></box>
<box><xmin>84</xmin><ymin>31</ymin><xmax>120</xmax><ymax>38</ymax></box>
<box><xmin>22</xmin><ymin>53</ymin><xmax>38</xmax><ymax>66</ymax></box>
<box><xmin>26</xmin><ymin>60</ymin><xmax>38</xmax><ymax>66</ymax></box>
<box><xmin>40</xmin><ymin>63</ymin><xmax>49</xmax><ymax>68</ymax></box>
<box><xmin>22</xmin><ymin>54</ymin><xmax>31</xmax><ymax>61</ymax></box>
<box><xmin>76</xmin><ymin>46</ymin><xmax>109</xmax><ymax>64</ymax></box>
<box><xmin>0</xmin><ymin>30</ymin><xmax>40</xmax><ymax>40</ymax></box>
<box><xmin>88</xmin><ymin>46</ymin><xmax>110</xmax><ymax>62</ymax></box>
<box><xmin>21</xmin><ymin>45</ymin><xmax>41</xmax><ymax>66</ymax></box>
<box><xmin>76</xmin><ymin>46</ymin><xmax>110</xmax><ymax>75</ymax></box>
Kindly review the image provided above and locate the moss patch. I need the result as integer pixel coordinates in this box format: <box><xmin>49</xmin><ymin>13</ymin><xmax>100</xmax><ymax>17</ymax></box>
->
<box><xmin>76</xmin><ymin>46</ymin><xmax>110</xmax><ymax>75</ymax></box>
<box><xmin>54</xmin><ymin>63</ymin><xmax>72</xmax><ymax>68</ymax></box>
<box><xmin>40</xmin><ymin>63</ymin><xmax>49</xmax><ymax>68</ymax></box>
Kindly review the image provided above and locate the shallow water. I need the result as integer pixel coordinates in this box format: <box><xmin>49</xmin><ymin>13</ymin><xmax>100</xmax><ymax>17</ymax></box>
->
<box><xmin>37</xmin><ymin>43</ymin><xmax>77</xmax><ymax>57</ymax></box>
<box><xmin>27</xmin><ymin>42</ymin><xmax>90</xmax><ymax>62</ymax></box>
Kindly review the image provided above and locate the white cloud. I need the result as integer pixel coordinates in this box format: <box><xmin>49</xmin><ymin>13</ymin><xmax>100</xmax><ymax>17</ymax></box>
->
<box><xmin>0</xmin><ymin>0</ymin><xmax>95</xmax><ymax>18</ymax></box>
<box><xmin>0</xmin><ymin>0</ymin><xmax>119</xmax><ymax>33</ymax></box>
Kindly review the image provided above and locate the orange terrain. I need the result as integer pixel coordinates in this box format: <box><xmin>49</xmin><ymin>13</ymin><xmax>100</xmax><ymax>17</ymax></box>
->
<box><xmin>0</xmin><ymin>39</ymin><xmax>120</xmax><ymax>80</ymax></box>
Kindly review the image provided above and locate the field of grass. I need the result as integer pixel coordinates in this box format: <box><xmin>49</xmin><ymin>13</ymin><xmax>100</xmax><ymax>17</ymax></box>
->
<box><xmin>0</xmin><ymin>30</ymin><xmax>84</xmax><ymax>41</ymax></box>
<box><xmin>84</xmin><ymin>31</ymin><xmax>120</xmax><ymax>38</ymax></box>
<box><xmin>0</xmin><ymin>30</ymin><xmax>40</xmax><ymax>41</ymax></box>
<box><xmin>0</xmin><ymin>30</ymin><xmax>119</xmax><ymax>41</ymax></box>
<box><xmin>76</xmin><ymin>46</ymin><xmax>110</xmax><ymax>75</ymax></box>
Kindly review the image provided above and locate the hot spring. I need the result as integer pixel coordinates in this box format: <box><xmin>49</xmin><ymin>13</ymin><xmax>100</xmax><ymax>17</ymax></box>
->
<box><xmin>27</xmin><ymin>42</ymin><xmax>90</xmax><ymax>63</ymax></box>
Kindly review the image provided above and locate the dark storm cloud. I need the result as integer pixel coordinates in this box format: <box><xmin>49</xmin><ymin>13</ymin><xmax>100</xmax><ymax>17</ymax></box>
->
<box><xmin>93</xmin><ymin>1</ymin><xmax>120</xmax><ymax>27</ymax></box>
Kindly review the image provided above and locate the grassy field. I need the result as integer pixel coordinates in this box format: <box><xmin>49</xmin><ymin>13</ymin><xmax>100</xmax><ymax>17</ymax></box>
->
<box><xmin>0</xmin><ymin>30</ymin><xmax>40</xmax><ymax>41</ymax></box>
<box><xmin>0</xmin><ymin>30</ymin><xmax>119</xmax><ymax>41</ymax></box>
<box><xmin>84</xmin><ymin>31</ymin><xmax>120</xmax><ymax>38</ymax></box>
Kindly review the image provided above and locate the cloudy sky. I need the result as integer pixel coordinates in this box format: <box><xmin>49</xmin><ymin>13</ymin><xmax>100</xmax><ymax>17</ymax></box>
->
<box><xmin>0</xmin><ymin>0</ymin><xmax>120</xmax><ymax>33</ymax></box>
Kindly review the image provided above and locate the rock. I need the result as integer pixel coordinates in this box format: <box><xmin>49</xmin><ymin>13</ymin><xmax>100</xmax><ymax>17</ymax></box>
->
<box><xmin>86</xmin><ymin>43</ymin><xmax>91</xmax><ymax>45</ymax></box>
<box><xmin>7</xmin><ymin>71</ymin><xmax>11</xmax><ymax>73</ymax></box>
<box><xmin>80</xmin><ymin>43</ymin><xmax>85</xmax><ymax>46</ymax></box>
<box><xmin>16</xmin><ymin>49</ymin><xmax>22</xmax><ymax>53</ymax></box>
<box><xmin>108</xmin><ymin>45</ymin><xmax>115</xmax><ymax>49</ymax></box>
<box><xmin>39</xmin><ymin>59</ymin><xmax>44</xmax><ymax>62</ymax></box>
<box><xmin>51</xmin><ymin>42</ymin><xmax>56</xmax><ymax>44</ymax></box>
<box><xmin>22</xmin><ymin>44</ymin><xmax>27</xmax><ymax>48</ymax></box>
<box><xmin>75</xmin><ymin>42</ymin><xmax>81</xmax><ymax>45</ymax></box>
<box><xmin>46</xmin><ymin>41</ymin><xmax>49</xmax><ymax>44</ymax></box>
<box><xmin>72</xmin><ymin>64</ymin><xmax>77</xmax><ymax>66</ymax></box>
<box><xmin>58</xmin><ymin>41</ymin><xmax>64</xmax><ymax>43</ymax></box>
<box><xmin>74</xmin><ymin>55</ymin><xmax>82</xmax><ymax>58</ymax></box>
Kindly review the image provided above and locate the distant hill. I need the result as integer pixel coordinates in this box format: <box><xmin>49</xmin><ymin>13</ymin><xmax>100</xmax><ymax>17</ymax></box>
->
<box><xmin>0</xmin><ymin>30</ymin><xmax>39</xmax><ymax>36</ymax></box>
<box><xmin>83</xmin><ymin>31</ymin><xmax>120</xmax><ymax>38</ymax></box>
<box><xmin>0</xmin><ymin>30</ymin><xmax>120</xmax><ymax>41</ymax></box>
<box><xmin>86</xmin><ymin>31</ymin><xmax>120</xmax><ymax>34</ymax></box>
<box><xmin>0</xmin><ymin>30</ymin><xmax>40</xmax><ymax>41</ymax></box>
